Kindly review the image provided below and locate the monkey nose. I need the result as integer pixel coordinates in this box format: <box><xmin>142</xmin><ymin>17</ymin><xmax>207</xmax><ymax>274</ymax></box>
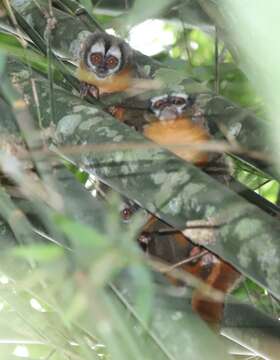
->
<box><xmin>159</xmin><ymin>107</ymin><xmax>179</xmax><ymax>121</ymax></box>
<box><xmin>97</xmin><ymin>67</ymin><xmax>107</xmax><ymax>78</ymax></box>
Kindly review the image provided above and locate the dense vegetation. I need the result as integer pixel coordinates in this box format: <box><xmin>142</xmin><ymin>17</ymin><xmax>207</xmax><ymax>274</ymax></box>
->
<box><xmin>0</xmin><ymin>1</ymin><xmax>279</xmax><ymax>359</ymax></box>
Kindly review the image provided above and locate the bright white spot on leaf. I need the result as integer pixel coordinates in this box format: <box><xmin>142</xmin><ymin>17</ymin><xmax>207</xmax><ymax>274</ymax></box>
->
<box><xmin>85</xmin><ymin>175</ymin><xmax>97</xmax><ymax>198</ymax></box>
<box><xmin>106</xmin><ymin>28</ymin><xmax>116</xmax><ymax>36</ymax></box>
<box><xmin>168</xmin><ymin>197</ymin><xmax>182</xmax><ymax>215</ymax></box>
<box><xmin>85</xmin><ymin>179</ymin><xmax>92</xmax><ymax>187</ymax></box>
<box><xmin>0</xmin><ymin>303</ymin><xmax>4</xmax><ymax>312</ymax></box>
<box><xmin>1</xmin><ymin>155</ymin><xmax>21</xmax><ymax>178</ymax></box>
<box><xmin>128</xmin><ymin>20</ymin><xmax>175</xmax><ymax>55</ymax></box>
<box><xmin>69</xmin><ymin>341</ymin><xmax>79</xmax><ymax>346</ymax></box>
<box><xmin>30</xmin><ymin>298</ymin><xmax>46</xmax><ymax>312</ymax></box>
<box><xmin>56</xmin><ymin>114</ymin><xmax>82</xmax><ymax>137</ymax></box>
<box><xmin>93</xmin><ymin>344</ymin><xmax>106</xmax><ymax>350</ymax></box>
<box><xmin>190</xmin><ymin>41</ymin><xmax>199</xmax><ymax>50</ymax></box>
<box><xmin>99</xmin><ymin>321</ymin><xmax>111</xmax><ymax>334</ymax></box>
<box><xmin>13</xmin><ymin>345</ymin><xmax>29</xmax><ymax>357</ymax></box>
<box><xmin>172</xmin><ymin>311</ymin><xmax>183</xmax><ymax>321</ymax></box>
<box><xmin>0</xmin><ymin>275</ymin><xmax>9</xmax><ymax>284</ymax></box>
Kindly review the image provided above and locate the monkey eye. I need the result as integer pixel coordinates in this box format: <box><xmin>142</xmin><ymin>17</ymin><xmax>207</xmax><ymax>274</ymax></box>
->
<box><xmin>106</xmin><ymin>56</ymin><xmax>119</xmax><ymax>69</ymax></box>
<box><xmin>90</xmin><ymin>52</ymin><xmax>103</xmax><ymax>65</ymax></box>
<box><xmin>153</xmin><ymin>100</ymin><xmax>165</xmax><ymax>109</ymax></box>
<box><xmin>172</xmin><ymin>97</ymin><xmax>186</xmax><ymax>106</ymax></box>
<box><xmin>121</xmin><ymin>207</ymin><xmax>132</xmax><ymax>221</ymax></box>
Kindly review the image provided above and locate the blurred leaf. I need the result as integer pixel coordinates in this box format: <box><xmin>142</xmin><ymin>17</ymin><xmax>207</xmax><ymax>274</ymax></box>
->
<box><xmin>2</xmin><ymin>2</ymin><xmax>280</xmax><ymax>358</ymax></box>
<box><xmin>55</xmin><ymin>215</ymin><xmax>106</xmax><ymax>247</ymax></box>
<box><xmin>155</xmin><ymin>67</ymin><xmax>191</xmax><ymax>87</ymax></box>
<box><xmin>121</xmin><ymin>0</ymin><xmax>177</xmax><ymax>29</ymax></box>
<box><xmin>66</xmin><ymin>162</ymin><xmax>89</xmax><ymax>184</ymax></box>
<box><xmin>258</xmin><ymin>181</ymin><xmax>279</xmax><ymax>203</ymax></box>
<box><xmin>198</xmin><ymin>0</ymin><xmax>280</xmax><ymax>173</ymax></box>
<box><xmin>79</xmin><ymin>0</ymin><xmax>94</xmax><ymax>14</ymax></box>
<box><xmin>0</xmin><ymin>32</ymin><xmax>49</xmax><ymax>72</ymax></box>
<box><xmin>11</xmin><ymin>244</ymin><xmax>64</xmax><ymax>262</ymax></box>
<box><xmin>167</xmin><ymin>0</ymin><xmax>214</xmax><ymax>29</ymax></box>
<box><xmin>0</xmin><ymin>49</ymin><xmax>7</xmax><ymax>76</ymax></box>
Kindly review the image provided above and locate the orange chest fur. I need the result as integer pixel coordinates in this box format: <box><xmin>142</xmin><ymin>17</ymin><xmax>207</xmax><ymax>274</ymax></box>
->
<box><xmin>143</xmin><ymin>117</ymin><xmax>210</xmax><ymax>166</ymax></box>
<box><xmin>77</xmin><ymin>65</ymin><xmax>133</xmax><ymax>94</ymax></box>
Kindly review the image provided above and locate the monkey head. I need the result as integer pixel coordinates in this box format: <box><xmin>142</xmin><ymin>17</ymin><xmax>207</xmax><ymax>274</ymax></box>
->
<box><xmin>80</xmin><ymin>31</ymin><xmax>133</xmax><ymax>80</ymax></box>
<box><xmin>149</xmin><ymin>93</ymin><xmax>195</xmax><ymax>121</ymax></box>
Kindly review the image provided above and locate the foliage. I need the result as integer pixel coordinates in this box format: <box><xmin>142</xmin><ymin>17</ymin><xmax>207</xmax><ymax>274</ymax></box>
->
<box><xmin>0</xmin><ymin>0</ymin><xmax>279</xmax><ymax>359</ymax></box>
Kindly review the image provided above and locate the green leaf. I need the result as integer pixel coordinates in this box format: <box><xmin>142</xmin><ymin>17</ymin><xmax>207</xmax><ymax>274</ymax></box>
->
<box><xmin>154</xmin><ymin>67</ymin><xmax>188</xmax><ymax>88</ymax></box>
<box><xmin>0</xmin><ymin>32</ymin><xmax>49</xmax><ymax>74</ymax></box>
<box><xmin>11</xmin><ymin>244</ymin><xmax>63</xmax><ymax>262</ymax></box>
<box><xmin>0</xmin><ymin>50</ymin><xmax>7</xmax><ymax>77</ymax></box>
<box><xmin>55</xmin><ymin>214</ymin><xmax>107</xmax><ymax>247</ymax></box>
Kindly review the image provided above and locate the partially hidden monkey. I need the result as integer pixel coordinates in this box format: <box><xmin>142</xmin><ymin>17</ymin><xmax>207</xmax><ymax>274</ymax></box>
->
<box><xmin>144</xmin><ymin>92</ymin><xmax>210</xmax><ymax>166</ymax></box>
<box><xmin>119</xmin><ymin>198</ymin><xmax>241</xmax><ymax>327</ymax></box>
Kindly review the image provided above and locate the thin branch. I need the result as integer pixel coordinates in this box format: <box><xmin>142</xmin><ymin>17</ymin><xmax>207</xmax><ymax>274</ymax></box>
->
<box><xmin>0</xmin><ymin>185</ymin><xmax>34</xmax><ymax>245</ymax></box>
<box><xmin>3</xmin><ymin>0</ymin><xmax>27</xmax><ymax>47</ymax></box>
<box><xmin>31</xmin><ymin>139</ymin><xmax>273</xmax><ymax>163</ymax></box>
<box><xmin>180</xmin><ymin>17</ymin><xmax>193</xmax><ymax>68</ymax></box>
<box><xmin>148</xmin><ymin>256</ymin><xmax>225</xmax><ymax>301</ymax></box>
<box><xmin>109</xmin><ymin>283</ymin><xmax>176</xmax><ymax>360</ymax></box>
<box><xmin>45</xmin><ymin>1</ymin><xmax>57</xmax><ymax>124</ymax></box>
<box><xmin>163</xmin><ymin>250</ymin><xmax>208</xmax><ymax>273</ymax></box>
<box><xmin>214</xmin><ymin>26</ymin><xmax>220</xmax><ymax>95</ymax></box>
<box><xmin>44</xmin><ymin>349</ymin><xmax>57</xmax><ymax>360</ymax></box>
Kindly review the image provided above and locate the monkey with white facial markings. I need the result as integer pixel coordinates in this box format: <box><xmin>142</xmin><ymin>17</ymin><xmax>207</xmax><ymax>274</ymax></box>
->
<box><xmin>142</xmin><ymin>91</ymin><xmax>232</xmax><ymax>184</ymax></box>
<box><xmin>144</xmin><ymin>92</ymin><xmax>211</xmax><ymax>166</ymax></box>
<box><xmin>77</xmin><ymin>31</ymin><xmax>140</xmax><ymax>99</ymax></box>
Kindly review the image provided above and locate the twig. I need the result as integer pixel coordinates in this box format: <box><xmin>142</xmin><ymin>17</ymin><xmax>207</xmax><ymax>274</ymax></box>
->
<box><xmin>30</xmin><ymin>78</ymin><xmax>43</xmax><ymax>129</ymax></box>
<box><xmin>44</xmin><ymin>349</ymin><xmax>57</xmax><ymax>360</ymax></box>
<box><xmin>0</xmin><ymin>150</ymin><xmax>61</xmax><ymax>210</ymax></box>
<box><xmin>2</xmin><ymin>0</ymin><xmax>27</xmax><ymax>47</ymax></box>
<box><xmin>156</xmin><ymin>223</ymin><xmax>221</xmax><ymax>236</ymax></box>
<box><xmin>214</xmin><ymin>26</ymin><xmax>220</xmax><ymax>95</ymax></box>
<box><xmin>45</xmin><ymin>0</ymin><xmax>57</xmax><ymax>124</ymax></box>
<box><xmin>148</xmin><ymin>256</ymin><xmax>225</xmax><ymax>301</ymax></box>
<box><xmin>0</xmin><ymin>185</ymin><xmax>34</xmax><ymax>245</ymax></box>
<box><xmin>109</xmin><ymin>283</ymin><xmax>176</xmax><ymax>360</ymax></box>
<box><xmin>180</xmin><ymin>17</ymin><xmax>193</xmax><ymax>68</ymax></box>
<box><xmin>163</xmin><ymin>250</ymin><xmax>208</xmax><ymax>273</ymax></box>
<box><xmin>243</xmin><ymin>280</ymin><xmax>257</xmax><ymax>308</ymax></box>
<box><xmin>17</xmin><ymin>138</ymin><xmax>272</xmax><ymax>164</ymax></box>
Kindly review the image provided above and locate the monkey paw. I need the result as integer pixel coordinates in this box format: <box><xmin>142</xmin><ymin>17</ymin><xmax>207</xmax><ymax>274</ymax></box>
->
<box><xmin>80</xmin><ymin>82</ymin><xmax>100</xmax><ymax>99</ymax></box>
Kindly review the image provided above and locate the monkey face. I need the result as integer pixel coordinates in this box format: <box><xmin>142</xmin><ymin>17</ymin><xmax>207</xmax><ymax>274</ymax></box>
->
<box><xmin>81</xmin><ymin>32</ymin><xmax>131</xmax><ymax>80</ymax></box>
<box><xmin>149</xmin><ymin>93</ymin><xmax>194</xmax><ymax>121</ymax></box>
